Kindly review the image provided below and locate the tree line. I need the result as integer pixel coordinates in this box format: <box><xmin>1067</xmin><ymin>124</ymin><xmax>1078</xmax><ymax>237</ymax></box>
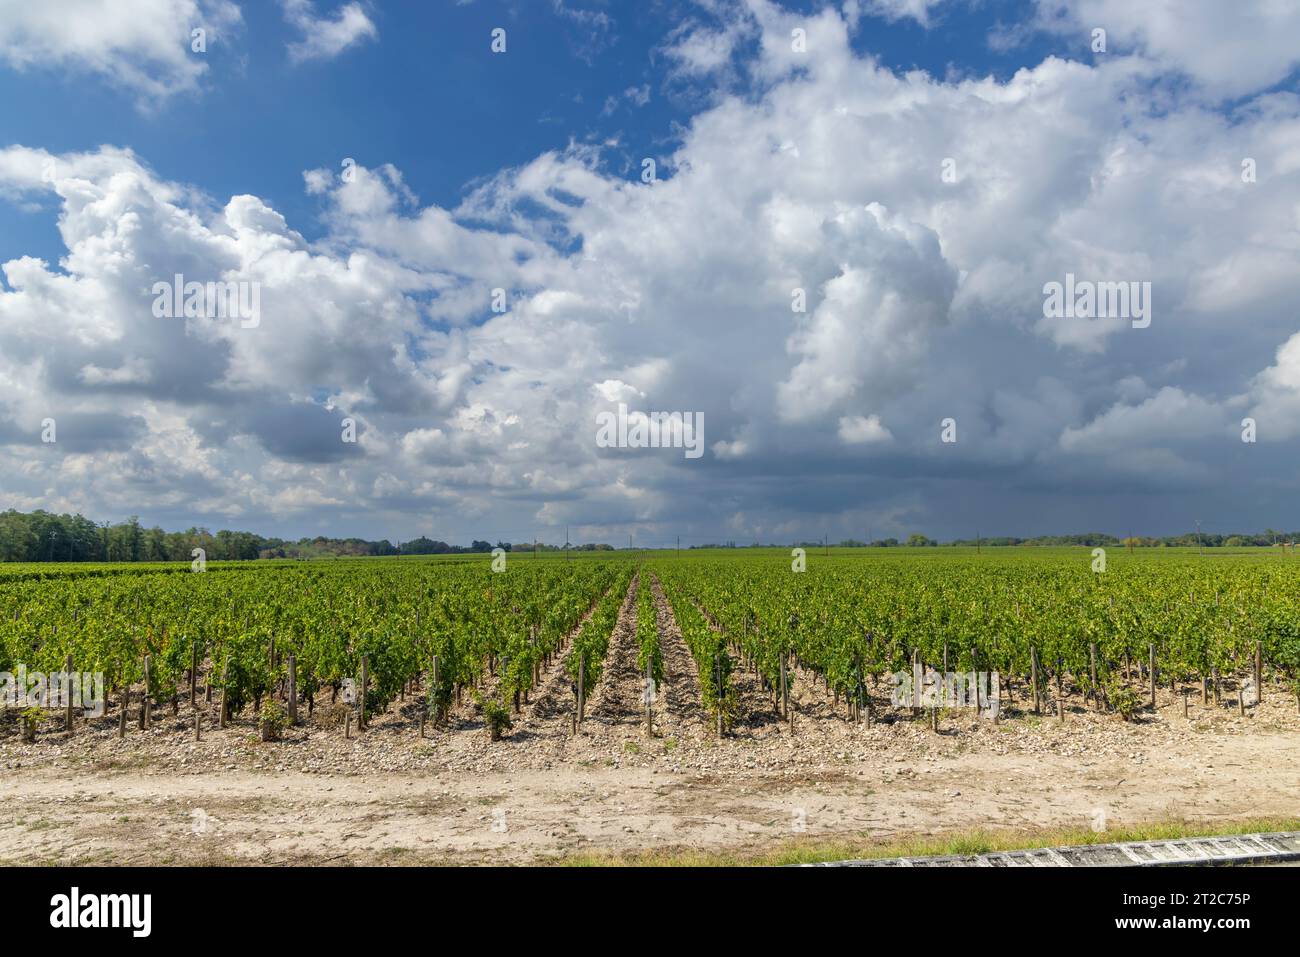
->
<box><xmin>0</xmin><ymin>510</ymin><xmax>281</xmax><ymax>563</ymax></box>
<box><xmin>2</xmin><ymin>508</ymin><xmax>1291</xmax><ymax>564</ymax></box>
<box><xmin>0</xmin><ymin>510</ymin><xmax>617</xmax><ymax>563</ymax></box>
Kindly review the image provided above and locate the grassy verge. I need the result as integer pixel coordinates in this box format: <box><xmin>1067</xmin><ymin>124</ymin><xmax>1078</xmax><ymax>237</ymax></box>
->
<box><xmin>555</xmin><ymin>817</ymin><xmax>1300</xmax><ymax>867</ymax></box>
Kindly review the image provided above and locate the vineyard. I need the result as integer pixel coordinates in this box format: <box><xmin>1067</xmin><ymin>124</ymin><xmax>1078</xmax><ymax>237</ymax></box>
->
<box><xmin>2</xmin><ymin>548</ymin><xmax>1299</xmax><ymax>747</ymax></box>
<box><xmin>658</xmin><ymin>549</ymin><xmax>1300</xmax><ymax>728</ymax></box>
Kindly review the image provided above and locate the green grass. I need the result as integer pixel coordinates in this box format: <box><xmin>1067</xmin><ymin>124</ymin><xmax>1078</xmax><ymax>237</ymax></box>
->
<box><xmin>553</xmin><ymin>817</ymin><xmax>1300</xmax><ymax>867</ymax></box>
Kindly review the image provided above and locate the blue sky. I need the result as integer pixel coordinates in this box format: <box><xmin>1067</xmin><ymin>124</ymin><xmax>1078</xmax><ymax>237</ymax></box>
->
<box><xmin>0</xmin><ymin>0</ymin><xmax>1066</xmax><ymax>265</ymax></box>
<box><xmin>1</xmin><ymin>1</ymin><xmax>1299</xmax><ymax>546</ymax></box>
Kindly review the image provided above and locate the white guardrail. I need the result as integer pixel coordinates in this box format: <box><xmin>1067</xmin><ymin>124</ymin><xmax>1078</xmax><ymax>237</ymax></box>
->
<box><xmin>807</xmin><ymin>832</ymin><xmax>1300</xmax><ymax>867</ymax></box>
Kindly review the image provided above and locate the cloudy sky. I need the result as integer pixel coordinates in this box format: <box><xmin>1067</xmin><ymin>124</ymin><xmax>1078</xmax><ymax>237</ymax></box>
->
<box><xmin>0</xmin><ymin>0</ymin><xmax>1298</xmax><ymax>546</ymax></box>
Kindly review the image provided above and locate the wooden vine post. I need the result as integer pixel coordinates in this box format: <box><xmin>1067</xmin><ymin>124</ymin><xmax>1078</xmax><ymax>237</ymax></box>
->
<box><xmin>142</xmin><ymin>655</ymin><xmax>151</xmax><ymax>731</ymax></box>
<box><xmin>359</xmin><ymin>655</ymin><xmax>369</xmax><ymax>731</ymax></box>
<box><xmin>431</xmin><ymin>655</ymin><xmax>440</xmax><ymax>727</ymax></box>
<box><xmin>1030</xmin><ymin>646</ymin><xmax>1040</xmax><ymax>714</ymax></box>
<box><xmin>779</xmin><ymin>653</ymin><xmax>788</xmax><ymax>718</ymax></box>
<box><xmin>219</xmin><ymin>657</ymin><xmax>229</xmax><ymax>729</ymax></box>
<box><xmin>65</xmin><ymin>653</ymin><xmax>74</xmax><ymax>734</ymax></box>
<box><xmin>788</xmin><ymin>656</ymin><xmax>795</xmax><ymax>729</ymax></box>
<box><xmin>715</xmin><ymin>654</ymin><xmax>724</xmax><ymax>737</ymax></box>
<box><xmin>287</xmin><ymin>655</ymin><xmax>298</xmax><ymax>725</ymax></box>
<box><xmin>644</xmin><ymin>660</ymin><xmax>653</xmax><ymax>735</ymax></box>
<box><xmin>419</xmin><ymin>665</ymin><xmax>427</xmax><ymax>739</ymax></box>
<box><xmin>190</xmin><ymin>638</ymin><xmax>199</xmax><ymax>708</ymax></box>
<box><xmin>1255</xmin><ymin>642</ymin><xmax>1263</xmax><ymax>705</ymax></box>
<box><xmin>1149</xmin><ymin>644</ymin><xmax>1156</xmax><ymax>710</ymax></box>
<box><xmin>531</xmin><ymin>626</ymin><xmax>540</xmax><ymax>693</ymax></box>
<box><xmin>784</xmin><ymin>614</ymin><xmax>797</xmax><ymax>724</ymax></box>
<box><xmin>1088</xmin><ymin>643</ymin><xmax>1099</xmax><ymax>710</ymax></box>
<box><xmin>577</xmin><ymin>654</ymin><xmax>586</xmax><ymax>725</ymax></box>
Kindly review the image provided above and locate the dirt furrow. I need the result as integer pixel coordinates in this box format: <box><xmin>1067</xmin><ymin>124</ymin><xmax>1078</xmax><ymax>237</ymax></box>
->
<box><xmin>648</xmin><ymin>573</ymin><xmax>708</xmax><ymax>741</ymax></box>
<box><xmin>689</xmin><ymin>598</ymin><xmax>787</xmax><ymax>732</ymax></box>
<box><xmin>586</xmin><ymin>573</ymin><xmax>642</xmax><ymax>724</ymax></box>
<box><xmin>439</xmin><ymin>585</ymin><xmax>618</xmax><ymax>738</ymax></box>
<box><xmin>519</xmin><ymin>585</ymin><xmax>616</xmax><ymax>739</ymax></box>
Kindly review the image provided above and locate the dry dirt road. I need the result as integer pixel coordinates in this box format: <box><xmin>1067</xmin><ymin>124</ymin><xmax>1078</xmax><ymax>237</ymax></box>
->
<box><xmin>1</xmin><ymin>729</ymin><xmax>1298</xmax><ymax>865</ymax></box>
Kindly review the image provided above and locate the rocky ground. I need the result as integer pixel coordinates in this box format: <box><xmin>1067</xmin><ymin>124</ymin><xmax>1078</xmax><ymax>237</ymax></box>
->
<box><xmin>2</xmin><ymin>574</ymin><xmax>1298</xmax><ymax>865</ymax></box>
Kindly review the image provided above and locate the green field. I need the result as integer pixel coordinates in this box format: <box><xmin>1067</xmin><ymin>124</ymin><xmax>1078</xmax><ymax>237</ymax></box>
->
<box><xmin>1</xmin><ymin>546</ymin><xmax>1297</xmax><ymax>730</ymax></box>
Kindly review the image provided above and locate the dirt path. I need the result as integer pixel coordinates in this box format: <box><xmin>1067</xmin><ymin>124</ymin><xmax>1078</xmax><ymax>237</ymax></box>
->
<box><xmin>513</xmin><ymin>584</ymin><xmax>613</xmax><ymax>742</ymax></box>
<box><xmin>647</xmin><ymin>574</ymin><xmax>708</xmax><ymax>742</ymax></box>
<box><xmin>3</xmin><ymin>730</ymin><xmax>1298</xmax><ymax>865</ymax></box>
<box><xmin>586</xmin><ymin>573</ymin><xmax>642</xmax><ymax>724</ymax></box>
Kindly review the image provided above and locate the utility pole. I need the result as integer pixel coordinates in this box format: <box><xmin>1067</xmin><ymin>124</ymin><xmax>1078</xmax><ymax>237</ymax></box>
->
<box><xmin>976</xmin><ymin>529</ymin><xmax>981</xmax><ymax>554</ymax></box>
<box><xmin>676</xmin><ymin>534</ymin><xmax>679</xmax><ymax>555</ymax></box>
<box><xmin>566</xmin><ymin>525</ymin><xmax>569</xmax><ymax>561</ymax></box>
<box><xmin>1196</xmin><ymin>519</ymin><xmax>1203</xmax><ymax>555</ymax></box>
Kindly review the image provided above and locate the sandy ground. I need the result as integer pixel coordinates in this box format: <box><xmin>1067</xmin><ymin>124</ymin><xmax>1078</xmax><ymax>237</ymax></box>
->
<box><xmin>2</xmin><ymin>734</ymin><xmax>1297</xmax><ymax>866</ymax></box>
<box><xmin>2</xmin><ymin>573</ymin><xmax>1298</xmax><ymax>865</ymax></box>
